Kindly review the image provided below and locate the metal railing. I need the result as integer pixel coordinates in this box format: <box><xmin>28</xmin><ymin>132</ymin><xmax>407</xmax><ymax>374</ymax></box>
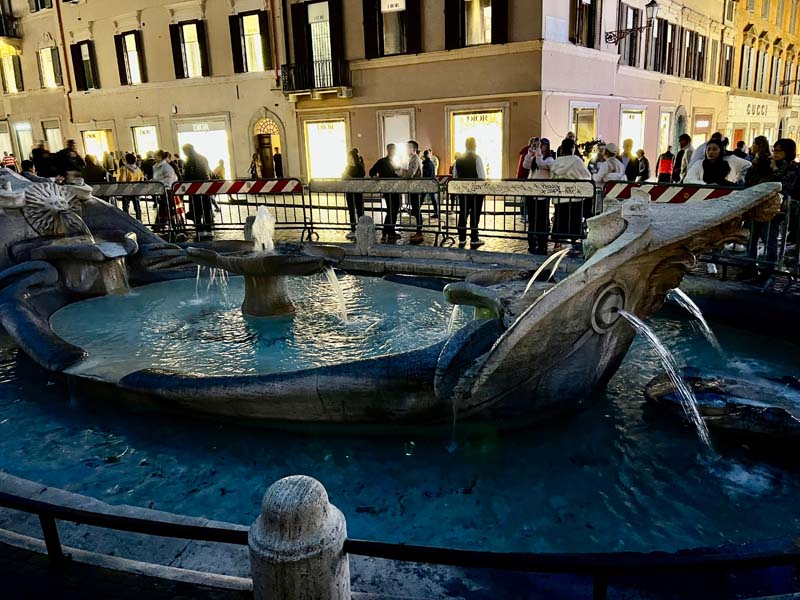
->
<box><xmin>2</xmin><ymin>488</ymin><xmax>800</xmax><ymax>599</ymax></box>
<box><xmin>281</xmin><ymin>59</ymin><xmax>351</xmax><ymax>92</ymax></box>
<box><xmin>0</xmin><ymin>14</ymin><xmax>20</xmax><ymax>39</ymax></box>
<box><xmin>171</xmin><ymin>179</ymin><xmax>311</xmax><ymax>241</ymax></box>
<box><xmin>443</xmin><ymin>179</ymin><xmax>598</xmax><ymax>249</ymax></box>
<box><xmin>306</xmin><ymin>178</ymin><xmax>443</xmax><ymax>244</ymax></box>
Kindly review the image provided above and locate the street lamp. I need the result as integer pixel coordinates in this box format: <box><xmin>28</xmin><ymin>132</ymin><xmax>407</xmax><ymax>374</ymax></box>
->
<box><xmin>605</xmin><ymin>0</ymin><xmax>659</xmax><ymax>45</ymax></box>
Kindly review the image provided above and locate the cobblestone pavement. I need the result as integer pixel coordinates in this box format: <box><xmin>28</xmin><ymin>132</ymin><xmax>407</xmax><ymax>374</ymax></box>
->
<box><xmin>0</xmin><ymin>540</ymin><xmax>252</xmax><ymax>600</ymax></box>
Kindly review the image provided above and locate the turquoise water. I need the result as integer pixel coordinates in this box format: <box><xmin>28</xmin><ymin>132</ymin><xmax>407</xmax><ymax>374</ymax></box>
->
<box><xmin>1</xmin><ymin>305</ymin><xmax>800</xmax><ymax>553</ymax></box>
<box><xmin>50</xmin><ymin>274</ymin><xmax>461</xmax><ymax>380</ymax></box>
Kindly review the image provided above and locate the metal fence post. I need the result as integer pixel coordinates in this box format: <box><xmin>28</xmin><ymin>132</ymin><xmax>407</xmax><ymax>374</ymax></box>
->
<box><xmin>249</xmin><ymin>475</ymin><xmax>350</xmax><ymax>600</ymax></box>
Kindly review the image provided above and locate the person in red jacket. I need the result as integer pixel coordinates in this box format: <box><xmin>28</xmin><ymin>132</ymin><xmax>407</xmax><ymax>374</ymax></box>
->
<box><xmin>516</xmin><ymin>137</ymin><xmax>537</xmax><ymax>179</ymax></box>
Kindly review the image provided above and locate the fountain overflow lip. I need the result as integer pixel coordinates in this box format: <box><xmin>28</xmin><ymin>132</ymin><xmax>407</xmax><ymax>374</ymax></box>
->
<box><xmin>0</xmin><ymin>181</ymin><xmax>778</xmax><ymax>427</ymax></box>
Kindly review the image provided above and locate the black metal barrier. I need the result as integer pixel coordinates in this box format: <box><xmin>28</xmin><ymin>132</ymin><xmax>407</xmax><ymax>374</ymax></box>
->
<box><xmin>443</xmin><ymin>179</ymin><xmax>597</xmax><ymax>250</ymax></box>
<box><xmin>90</xmin><ymin>182</ymin><xmax>188</xmax><ymax>242</ymax></box>
<box><xmin>2</xmin><ymin>489</ymin><xmax>799</xmax><ymax>600</ymax></box>
<box><xmin>306</xmin><ymin>178</ymin><xmax>443</xmax><ymax>244</ymax></box>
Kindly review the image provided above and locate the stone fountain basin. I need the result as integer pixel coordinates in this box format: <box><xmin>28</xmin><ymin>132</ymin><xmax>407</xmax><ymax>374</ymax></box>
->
<box><xmin>186</xmin><ymin>242</ymin><xmax>345</xmax><ymax>276</ymax></box>
<box><xmin>645</xmin><ymin>370</ymin><xmax>800</xmax><ymax>440</ymax></box>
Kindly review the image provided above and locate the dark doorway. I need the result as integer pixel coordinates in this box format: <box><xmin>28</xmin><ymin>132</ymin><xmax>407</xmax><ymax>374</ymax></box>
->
<box><xmin>258</xmin><ymin>134</ymin><xmax>275</xmax><ymax>178</ymax></box>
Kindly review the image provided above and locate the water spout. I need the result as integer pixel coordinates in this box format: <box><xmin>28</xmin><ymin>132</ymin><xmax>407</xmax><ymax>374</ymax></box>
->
<box><xmin>522</xmin><ymin>247</ymin><xmax>571</xmax><ymax>297</ymax></box>
<box><xmin>669</xmin><ymin>288</ymin><xmax>724</xmax><ymax>356</ymax></box>
<box><xmin>447</xmin><ymin>305</ymin><xmax>461</xmax><ymax>333</ymax></box>
<box><xmin>618</xmin><ymin>310</ymin><xmax>714</xmax><ymax>451</ymax></box>
<box><xmin>252</xmin><ymin>206</ymin><xmax>276</xmax><ymax>253</ymax></box>
<box><xmin>324</xmin><ymin>267</ymin><xmax>349</xmax><ymax>323</ymax></box>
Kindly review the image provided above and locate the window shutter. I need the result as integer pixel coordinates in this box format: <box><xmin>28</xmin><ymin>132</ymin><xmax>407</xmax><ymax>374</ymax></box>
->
<box><xmin>444</xmin><ymin>0</ymin><xmax>461</xmax><ymax>50</ymax></box>
<box><xmin>87</xmin><ymin>41</ymin><xmax>100</xmax><ymax>89</ymax></box>
<box><xmin>169</xmin><ymin>23</ymin><xmax>186</xmax><ymax>79</ymax></box>
<box><xmin>258</xmin><ymin>10</ymin><xmax>273</xmax><ymax>70</ymax></box>
<box><xmin>36</xmin><ymin>50</ymin><xmax>44</xmax><ymax>88</ymax></box>
<box><xmin>196</xmin><ymin>20</ymin><xmax>211</xmax><ymax>76</ymax></box>
<box><xmin>406</xmin><ymin>0</ymin><xmax>422</xmax><ymax>54</ymax></box>
<box><xmin>28</xmin><ymin>0</ymin><xmax>36</xmax><ymax>13</ymax></box>
<box><xmin>114</xmin><ymin>34</ymin><xmax>128</xmax><ymax>85</ymax></box>
<box><xmin>12</xmin><ymin>55</ymin><xmax>23</xmax><ymax>92</ymax></box>
<box><xmin>133</xmin><ymin>30</ymin><xmax>148</xmax><ymax>83</ymax></box>
<box><xmin>362</xmin><ymin>0</ymin><xmax>379</xmax><ymax>59</ymax></box>
<box><xmin>51</xmin><ymin>47</ymin><xmax>62</xmax><ymax>86</ymax></box>
<box><xmin>492</xmin><ymin>0</ymin><xmax>509</xmax><ymax>45</ymax></box>
<box><xmin>328</xmin><ymin>0</ymin><xmax>345</xmax><ymax>60</ymax></box>
<box><xmin>593</xmin><ymin>0</ymin><xmax>604</xmax><ymax>49</ymax></box>
<box><xmin>229</xmin><ymin>15</ymin><xmax>245</xmax><ymax>73</ymax></box>
<box><xmin>290</xmin><ymin>2</ymin><xmax>309</xmax><ymax>64</ymax></box>
<box><xmin>70</xmin><ymin>44</ymin><xmax>85</xmax><ymax>91</ymax></box>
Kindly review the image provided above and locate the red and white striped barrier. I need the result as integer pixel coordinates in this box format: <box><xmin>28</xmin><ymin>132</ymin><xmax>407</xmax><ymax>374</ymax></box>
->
<box><xmin>172</xmin><ymin>179</ymin><xmax>304</xmax><ymax>196</ymax></box>
<box><xmin>603</xmin><ymin>182</ymin><xmax>737</xmax><ymax>204</ymax></box>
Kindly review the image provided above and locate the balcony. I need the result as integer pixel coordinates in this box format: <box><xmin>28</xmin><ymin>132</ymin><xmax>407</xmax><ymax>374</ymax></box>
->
<box><xmin>0</xmin><ymin>14</ymin><xmax>20</xmax><ymax>40</ymax></box>
<box><xmin>281</xmin><ymin>59</ymin><xmax>352</xmax><ymax>102</ymax></box>
<box><xmin>780</xmin><ymin>94</ymin><xmax>800</xmax><ymax>112</ymax></box>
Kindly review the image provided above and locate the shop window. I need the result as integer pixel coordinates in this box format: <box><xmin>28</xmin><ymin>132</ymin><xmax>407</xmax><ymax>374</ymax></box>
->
<box><xmin>38</xmin><ymin>47</ymin><xmax>62</xmax><ymax>89</ymax></box>
<box><xmin>170</xmin><ymin>21</ymin><xmax>210</xmax><ymax>79</ymax></box>
<box><xmin>43</xmin><ymin>123</ymin><xmax>62</xmax><ymax>152</ymax></box>
<box><xmin>572</xmin><ymin>106</ymin><xmax>598</xmax><ymax>144</ymax></box>
<box><xmin>445</xmin><ymin>0</ymin><xmax>507</xmax><ymax>50</ymax></box>
<box><xmin>1</xmin><ymin>55</ymin><xmax>23</xmax><ymax>94</ymax></box>
<box><xmin>70</xmin><ymin>41</ymin><xmax>100</xmax><ymax>91</ymax></box>
<box><xmin>230</xmin><ymin>11</ymin><xmax>272</xmax><ymax>73</ymax></box>
<box><xmin>14</xmin><ymin>122</ymin><xmax>33</xmax><ymax>159</ymax></box>
<box><xmin>304</xmin><ymin>119</ymin><xmax>347</xmax><ymax>179</ymax></box>
<box><xmin>176</xmin><ymin>119</ymin><xmax>232</xmax><ymax>179</ymax></box>
<box><xmin>132</xmin><ymin>126</ymin><xmax>158</xmax><ymax>156</ymax></box>
<box><xmin>115</xmin><ymin>31</ymin><xmax>147</xmax><ymax>86</ymax></box>
<box><xmin>82</xmin><ymin>129</ymin><xmax>114</xmax><ymax>160</ymax></box>
<box><xmin>620</xmin><ymin>109</ymin><xmax>646</xmax><ymax>153</ymax></box>
<box><xmin>450</xmin><ymin>110</ymin><xmax>504</xmax><ymax>179</ymax></box>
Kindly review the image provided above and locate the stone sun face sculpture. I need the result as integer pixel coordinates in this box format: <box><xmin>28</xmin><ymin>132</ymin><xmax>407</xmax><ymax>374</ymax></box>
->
<box><xmin>21</xmin><ymin>183</ymin><xmax>88</xmax><ymax>238</ymax></box>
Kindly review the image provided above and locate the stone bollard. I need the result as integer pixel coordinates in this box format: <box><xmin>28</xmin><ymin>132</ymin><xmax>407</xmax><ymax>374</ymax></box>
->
<box><xmin>249</xmin><ymin>475</ymin><xmax>351</xmax><ymax>600</ymax></box>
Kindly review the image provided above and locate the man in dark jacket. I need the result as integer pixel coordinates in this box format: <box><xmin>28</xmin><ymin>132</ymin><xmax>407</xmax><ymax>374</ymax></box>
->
<box><xmin>182</xmin><ymin>144</ymin><xmax>214</xmax><ymax>239</ymax></box>
<box><xmin>369</xmin><ymin>144</ymin><xmax>400</xmax><ymax>242</ymax></box>
<box><xmin>141</xmin><ymin>151</ymin><xmax>156</xmax><ymax>180</ymax></box>
<box><xmin>672</xmin><ymin>134</ymin><xmax>692</xmax><ymax>182</ymax></box>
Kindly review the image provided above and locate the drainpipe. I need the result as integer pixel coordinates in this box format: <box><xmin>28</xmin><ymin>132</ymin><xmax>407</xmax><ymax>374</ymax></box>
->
<box><xmin>54</xmin><ymin>0</ymin><xmax>74</xmax><ymax>124</ymax></box>
<box><xmin>269</xmin><ymin>0</ymin><xmax>280</xmax><ymax>87</ymax></box>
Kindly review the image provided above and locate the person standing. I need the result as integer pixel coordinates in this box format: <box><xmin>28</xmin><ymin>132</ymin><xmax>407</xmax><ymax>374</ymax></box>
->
<box><xmin>342</xmin><ymin>148</ymin><xmax>365</xmax><ymax>241</ymax></box>
<box><xmin>592</xmin><ymin>143</ymin><xmax>625</xmax><ymax>183</ymax></box>
<box><xmin>733</xmin><ymin>140</ymin><xmax>748</xmax><ymax>159</ymax></box>
<box><xmin>212</xmin><ymin>160</ymin><xmax>226</xmax><ymax>180</ymax></box>
<box><xmin>102</xmin><ymin>151</ymin><xmax>117</xmax><ymax>181</ymax></box>
<box><xmin>672</xmin><ymin>134</ymin><xmax>693</xmax><ymax>182</ymax></box>
<box><xmin>422</xmin><ymin>149</ymin><xmax>439</xmax><ymax>218</ymax></box>
<box><xmin>152</xmin><ymin>149</ymin><xmax>185</xmax><ymax>236</ymax></box>
<box><xmin>2</xmin><ymin>152</ymin><xmax>17</xmax><ymax>172</ymax></box>
<box><xmin>550</xmin><ymin>138</ymin><xmax>593</xmax><ymax>246</ymax></box>
<box><xmin>81</xmin><ymin>155</ymin><xmax>109</xmax><ymax>183</ymax></box>
<box><xmin>401</xmin><ymin>140</ymin><xmax>424</xmax><ymax>245</ymax></box>
<box><xmin>656</xmin><ymin>146</ymin><xmax>674</xmax><ymax>183</ymax></box>
<box><xmin>369</xmin><ymin>144</ymin><xmax>401</xmax><ymax>243</ymax></box>
<box><xmin>141</xmin><ymin>151</ymin><xmax>156</xmax><ymax>180</ymax></box>
<box><xmin>687</xmin><ymin>132</ymin><xmax>723</xmax><ymax>173</ymax></box>
<box><xmin>116</xmin><ymin>153</ymin><xmax>145</xmax><ymax>220</ymax></box>
<box><xmin>182</xmin><ymin>143</ymin><xmax>214</xmax><ymax>239</ymax></box>
<box><xmin>452</xmin><ymin>137</ymin><xmax>486</xmax><ymax>249</ymax></box>
<box><xmin>273</xmin><ymin>148</ymin><xmax>284</xmax><ymax>178</ymax></box>
<box><xmin>683</xmin><ymin>139</ymin><xmax>750</xmax><ymax>185</ymax></box>
<box><xmin>636</xmin><ymin>149</ymin><xmax>650</xmax><ymax>182</ymax></box>
<box><xmin>249</xmin><ymin>153</ymin><xmax>262</xmax><ymax>179</ymax></box>
<box><xmin>55</xmin><ymin>140</ymin><xmax>86</xmax><ymax>181</ymax></box>
<box><xmin>621</xmin><ymin>139</ymin><xmax>639</xmax><ymax>182</ymax></box>
<box><xmin>522</xmin><ymin>137</ymin><xmax>556</xmax><ymax>254</ymax></box>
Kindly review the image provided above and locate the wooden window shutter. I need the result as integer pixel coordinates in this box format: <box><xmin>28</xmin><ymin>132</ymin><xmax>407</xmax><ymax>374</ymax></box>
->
<box><xmin>406</xmin><ymin>0</ymin><xmax>422</xmax><ymax>54</ymax></box>
<box><xmin>362</xmin><ymin>0</ymin><xmax>379</xmax><ymax>59</ymax></box>
<box><xmin>229</xmin><ymin>15</ymin><xmax>245</xmax><ymax>73</ymax></box>
<box><xmin>70</xmin><ymin>44</ymin><xmax>86</xmax><ymax>91</ymax></box>
<box><xmin>444</xmin><ymin>0</ymin><xmax>461</xmax><ymax>50</ymax></box>
<box><xmin>114</xmin><ymin>34</ymin><xmax>129</xmax><ymax>85</ymax></box>
<box><xmin>196</xmin><ymin>20</ymin><xmax>211</xmax><ymax>76</ymax></box>
<box><xmin>12</xmin><ymin>55</ymin><xmax>23</xmax><ymax>92</ymax></box>
<box><xmin>258</xmin><ymin>10</ymin><xmax>273</xmax><ymax>69</ymax></box>
<box><xmin>594</xmin><ymin>0</ymin><xmax>604</xmax><ymax>49</ymax></box>
<box><xmin>290</xmin><ymin>2</ymin><xmax>309</xmax><ymax>64</ymax></box>
<box><xmin>134</xmin><ymin>30</ymin><xmax>148</xmax><ymax>83</ymax></box>
<box><xmin>492</xmin><ymin>0</ymin><xmax>508</xmax><ymax>45</ymax></box>
<box><xmin>36</xmin><ymin>50</ymin><xmax>44</xmax><ymax>88</ymax></box>
<box><xmin>169</xmin><ymin>24</ymin><xmax>186</xmax><ymax>79</ymax></box>
<box><xmin>51</xmin><ymin>47</ymin><xmax>63</xmax><ymax>86</ymax></box>
<box><xmin>328</xmin><ymin>0</ymin><xmax>345</xmax><ymax>60</ymax></box>
<box><xmin>87</xmin><ymin>41</ymin><xmax>100</xmax><ymax>88</ymax></box>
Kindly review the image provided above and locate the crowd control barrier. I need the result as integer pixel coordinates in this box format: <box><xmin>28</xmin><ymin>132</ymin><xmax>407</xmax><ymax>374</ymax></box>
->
<box><xmin>443</xmin><ymin>179</ymin><xmax>597</xmax><ymax>248</ymax></box>
<box><xmin>90</xmin><ymin>181</ymin><xmax>187</xmax><ymax>241</ymax></box>
<box><xmin>306</xmin><ymin>178</ymin><xmax>443</xmax><ymax>244</ymax></box>
<box><xmin>171</xmin><ymin>178</ymin><xmax>310</xmax><ymax>241</ymax></box>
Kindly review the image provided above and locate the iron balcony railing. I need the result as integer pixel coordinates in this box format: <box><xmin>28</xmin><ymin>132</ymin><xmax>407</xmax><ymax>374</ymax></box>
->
<box><xmin>0</xmin><ymin>14</ymin><xmax>20</xmax><ymax>39</ymax></box>
<box><xmin>281</xmin><ymin>58</ymin><xmax>351</xmax><ymax>92</ymax></box>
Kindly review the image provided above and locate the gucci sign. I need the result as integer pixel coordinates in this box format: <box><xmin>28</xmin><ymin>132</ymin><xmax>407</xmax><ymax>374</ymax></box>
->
<box><xmin>746</xmin><ymin>104</ymin><xmax>768</xmax><ymax>116</ymax></box>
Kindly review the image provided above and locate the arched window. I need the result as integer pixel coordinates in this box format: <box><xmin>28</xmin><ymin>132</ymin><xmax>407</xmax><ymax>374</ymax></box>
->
<box><xmin>254</xmin><ymin>118</ymin><xmax>280</xmax><ymax>136</ymax></box>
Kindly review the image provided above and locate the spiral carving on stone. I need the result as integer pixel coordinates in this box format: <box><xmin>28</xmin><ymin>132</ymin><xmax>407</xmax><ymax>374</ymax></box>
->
<box><xmin>21</xmin><ymin>183</ymin><xmax>86</xmax><ymax>237</ymax></box>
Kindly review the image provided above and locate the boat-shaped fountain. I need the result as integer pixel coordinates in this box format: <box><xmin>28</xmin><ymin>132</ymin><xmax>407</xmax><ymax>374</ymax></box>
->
<box><xmin>0</xmin><ymin>175</ymin><xmax>783</xmax><ymax>427</ymax></box>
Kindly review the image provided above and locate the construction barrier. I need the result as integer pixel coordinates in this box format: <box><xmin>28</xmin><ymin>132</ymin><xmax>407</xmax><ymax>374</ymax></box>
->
<box><xmin>443</xmin><ymin>179</ymin><xmax>597</xmax><ymax>250</ymax></box>
<box><xmin>171</xmin><ymin>178</ymin><xmax>309</xmax><ymax>241</ymax></box>
<box><xmin>306</xmin><ymin>178</ymin><xmax>443</xmax><ymax>244</ymax></box>
<box><xmin>602</xmin><ymin>181</ymin><xmax>739</xmax><ymax>203</ymax></box>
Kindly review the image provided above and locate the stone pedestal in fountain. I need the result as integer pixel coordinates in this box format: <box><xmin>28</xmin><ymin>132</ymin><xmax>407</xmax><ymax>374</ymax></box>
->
<box><xmin>186</xmin><ymin>244</ymin><xmax>345</xmax><ymax>317</ymax></box>
<box><xmin>249</xmin><ymin>475</ymin><xmax>350</xmax><ymax>600</ymax></box>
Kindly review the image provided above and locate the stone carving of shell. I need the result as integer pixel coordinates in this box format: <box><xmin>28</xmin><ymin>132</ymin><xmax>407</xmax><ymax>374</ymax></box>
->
<box><xmin>22</xmin><ymin>183</ymin><xmax>86</xmax><ymax>237</ymax></box>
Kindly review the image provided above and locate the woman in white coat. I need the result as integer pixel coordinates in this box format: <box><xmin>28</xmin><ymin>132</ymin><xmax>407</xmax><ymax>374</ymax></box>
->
<box><xmin>522</xmin><ymin>138</ymin><xmax>556</xmax><ymax>254</ymax></box>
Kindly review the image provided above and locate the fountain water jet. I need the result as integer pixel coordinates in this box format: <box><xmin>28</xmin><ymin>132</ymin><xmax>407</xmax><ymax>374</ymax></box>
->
<box><xmin>669</xmin><ymin>288</ymin><xmax>723</xmax><ymax>356</ymax></box>
<box><xmin>522</xmin><ymin>247</ymin><xmax>571</xmax><ymax>297</ymax></box>
<box><xmin>618</xmin><ymin>310</ymin><xmax>714</xmax><ymax>450</ymax></box>
<box><xmin>323</xmin><ymin>266</ymin><xmax>349</xmax><ymax>323</ymax></box>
